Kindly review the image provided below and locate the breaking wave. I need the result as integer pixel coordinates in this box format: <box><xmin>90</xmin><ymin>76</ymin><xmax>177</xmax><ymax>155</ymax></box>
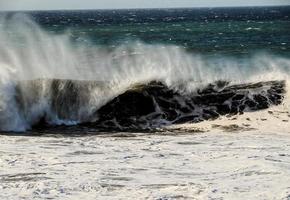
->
<box><xmin>0</xmin><ymin>14</ymin><xmax>289</xmax><ymax>132</ymax></box>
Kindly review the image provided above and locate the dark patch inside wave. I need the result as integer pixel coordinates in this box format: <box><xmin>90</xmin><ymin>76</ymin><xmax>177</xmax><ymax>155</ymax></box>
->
<box><xmin>24</xmin><ymin>79</ymin><xmax>285</xmax><ymax>132</ymax></box>
<box><xmin>94</xmin><ymin>80</ymin><xmax>285</xmax><ymax>130</ymax></box>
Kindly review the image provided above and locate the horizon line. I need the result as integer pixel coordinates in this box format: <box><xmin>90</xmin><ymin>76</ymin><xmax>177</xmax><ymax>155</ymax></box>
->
<box><xmin>0</xmin><ymin>4</ymin><xmax>289</xmax><ymax>12</ymax></box>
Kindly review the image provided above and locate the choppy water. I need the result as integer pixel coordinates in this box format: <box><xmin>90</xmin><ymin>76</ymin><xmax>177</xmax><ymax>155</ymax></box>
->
<box><xmin>26</xmin><ymin>6</ymin><xmax>290</xmax><ymax>55</ymax></box>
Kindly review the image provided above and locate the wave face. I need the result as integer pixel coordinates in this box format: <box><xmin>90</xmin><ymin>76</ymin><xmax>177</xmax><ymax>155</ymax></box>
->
<box><xmin>0</xmin><ymin>14</ymin><xmax>290</xmax><ymax>132</ymax></box>
<box><xmin>9</xmin><ymin>79</ymin><xmax>288</xmax><ymax>131</ymax></box>
<box><xmin>95</xmin><ymin>80</ymin><xmax>285</xmax><ymax>130</ymax></box>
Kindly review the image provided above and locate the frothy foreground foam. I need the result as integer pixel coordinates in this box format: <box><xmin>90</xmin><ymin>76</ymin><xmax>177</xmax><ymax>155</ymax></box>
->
<box><xmin>0</xmin><ymin>14</ymin><xmax>289</xmax><ymax>132</ymax></box>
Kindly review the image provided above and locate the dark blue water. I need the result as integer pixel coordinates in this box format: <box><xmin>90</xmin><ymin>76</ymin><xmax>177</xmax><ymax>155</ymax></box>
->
<box><xmin>3</xmin><ymin>6</ymin><xmax>288</xmax><ymax>56</ymax></box>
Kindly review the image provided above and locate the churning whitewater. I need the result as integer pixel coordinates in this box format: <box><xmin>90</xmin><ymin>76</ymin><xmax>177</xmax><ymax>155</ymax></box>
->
<box><xmin>0</xmin><ymin>14</ymin><xmax>290</xmax><ymax>132</ymax></box>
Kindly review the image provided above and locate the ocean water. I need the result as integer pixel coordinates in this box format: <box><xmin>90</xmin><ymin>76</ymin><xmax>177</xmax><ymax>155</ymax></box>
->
<box><xmin>0</xmin><ymin>7</ymin><xmax>290</xmax><ymax>200</ymax></box>
<box><xmin>30</xmin><ymin>7</ymin><xmax>290</xmax><ymax>56</ymax></box>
